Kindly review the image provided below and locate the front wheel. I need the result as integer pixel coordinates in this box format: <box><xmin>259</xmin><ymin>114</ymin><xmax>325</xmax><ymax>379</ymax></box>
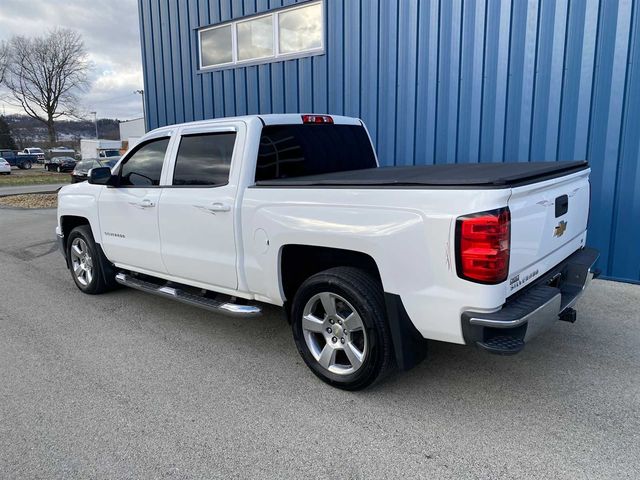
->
<box><xmin>67</xmin><ymin>225</ymin><xmax>116</xmax><ymax>294</ymax></box>
<box><xmin>291</xmin><ymin>267</ymin><xmax>394</xmax><ymax>390</ymax></box>
<box><xmin>23</xmin><ymin>161</ymin><xmax>32</xmax><ymax>170</ymax></box>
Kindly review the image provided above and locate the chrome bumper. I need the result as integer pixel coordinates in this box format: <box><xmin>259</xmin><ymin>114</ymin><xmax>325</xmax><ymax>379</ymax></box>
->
<box><xmin>461</xmin><ymin>247</ymin><xmax>599</xmax><ymax>354</ymax></box>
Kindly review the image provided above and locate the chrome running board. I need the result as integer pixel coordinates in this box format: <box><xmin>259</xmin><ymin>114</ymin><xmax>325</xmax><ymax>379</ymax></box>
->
<box><xmin>115</xmin><ymin>272</ymin><xmax>262</xmax><ymax>318</ymax></box>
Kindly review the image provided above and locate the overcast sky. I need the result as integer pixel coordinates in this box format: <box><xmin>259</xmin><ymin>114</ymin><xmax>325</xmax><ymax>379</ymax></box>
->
<box><xmin>0</xmin><ymin>0</ymin><xmax>144</xmax><ymax>120</ymax></box>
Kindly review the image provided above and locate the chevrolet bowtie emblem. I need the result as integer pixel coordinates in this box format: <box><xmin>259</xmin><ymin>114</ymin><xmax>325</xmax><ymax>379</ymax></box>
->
<box><xmin>554</xmin><ymin>220</ymin><xmax>567</xmax><ymax>237</ymax></box>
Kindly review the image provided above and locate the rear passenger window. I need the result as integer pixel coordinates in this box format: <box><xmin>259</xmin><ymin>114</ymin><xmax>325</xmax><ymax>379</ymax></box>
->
<box><xmin>119</xmin><ymin>137</ymin><xmax>169</xmax><ymax>186</ymax></box>
<box><xmin>256</xmin><ymin>124</ymin><xmax>377</xmax><ymax>181</ymax></box>
<box><xmin>173</xmin><ymin>132</ymin><xmax>236</xmax><ymax>186</ymax></box>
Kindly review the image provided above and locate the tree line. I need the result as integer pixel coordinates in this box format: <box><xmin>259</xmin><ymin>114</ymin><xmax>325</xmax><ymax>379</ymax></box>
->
<box><xmin>0</xmin><ymin>28</ymin><xmax>90</xmax><ymax>145</ymax></box>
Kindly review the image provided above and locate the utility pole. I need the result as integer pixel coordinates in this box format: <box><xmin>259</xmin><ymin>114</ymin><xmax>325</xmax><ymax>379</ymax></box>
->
<box><xmin>90</xmin><ymin>111</ymin><xmax>98</xmax><ymax>139</ymax></box>
<box><xmin>135</xmin><ymin>90</ymin><xmax>146</xmax><ymax>132</ymax></box>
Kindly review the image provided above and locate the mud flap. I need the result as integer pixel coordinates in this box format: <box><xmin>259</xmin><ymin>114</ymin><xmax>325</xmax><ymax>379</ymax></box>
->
<box><xmin>384</xmin><ymin>293</ymin><xmax>428</xmax><ymax>371</ymax></box>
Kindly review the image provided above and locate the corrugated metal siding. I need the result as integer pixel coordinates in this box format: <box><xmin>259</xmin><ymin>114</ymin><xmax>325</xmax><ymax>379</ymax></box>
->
<box><xmin>138</xmin><ymin>0</ymin><xmax>640</xmax><ymax>283</ymax></box>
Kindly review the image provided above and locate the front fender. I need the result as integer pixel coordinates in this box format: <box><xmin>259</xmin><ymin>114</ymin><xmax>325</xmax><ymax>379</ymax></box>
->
<box><xmin>57</xmin><ymin>183</ymin><xmax>104</xmax><ymax>245</ymax></box>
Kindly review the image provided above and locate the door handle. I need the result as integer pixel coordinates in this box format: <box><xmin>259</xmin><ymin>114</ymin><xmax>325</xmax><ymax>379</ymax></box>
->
<box><xmin>209</xmin><ymin>202</ymin><xmax>231</xmax><ymax>212</ymax></box>
<box><xmin>193</xmin><ymin>202</ymin><xmax>231</xmax><ymax>214</ymax></box>
<box><xmin>129</xmin><ymin>198</ymin><xmax>155</xmax><ymax>209</ymax></box>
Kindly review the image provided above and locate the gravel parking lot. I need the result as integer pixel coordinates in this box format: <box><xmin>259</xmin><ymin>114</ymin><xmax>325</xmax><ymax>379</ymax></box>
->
<box><xmin>1</xmin><ymin>207</ymin><xmax>638</xmax><ymax>479</ymax></box>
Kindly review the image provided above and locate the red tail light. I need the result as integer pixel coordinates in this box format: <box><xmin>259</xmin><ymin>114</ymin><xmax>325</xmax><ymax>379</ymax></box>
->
<box><xmin>301</xmin><ymin>114</ymin><xmax>333</xmax><ymax>124</ymax></box>
<box><xmin>455</xmin><ymin>207</ymin><xmax>510</xmax><ymax>284</ymax></box>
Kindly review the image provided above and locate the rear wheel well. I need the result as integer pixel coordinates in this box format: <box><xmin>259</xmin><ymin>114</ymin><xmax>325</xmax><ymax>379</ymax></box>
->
<box><xmin>280</xmin><ymin>245</ymin><xmax>382</xmax><ymax>305</ymax></box>
<box><xmin>61</xmin><ymin>216</ymin><xmax>91</xmax><ymax>250</ymax></box>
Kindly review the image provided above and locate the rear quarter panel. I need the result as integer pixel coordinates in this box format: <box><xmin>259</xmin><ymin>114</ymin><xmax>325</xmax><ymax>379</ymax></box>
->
<box><xmin>241</xmin><ymin>187</ymin><xmax>512</xmax><ymax>344</ymax></box>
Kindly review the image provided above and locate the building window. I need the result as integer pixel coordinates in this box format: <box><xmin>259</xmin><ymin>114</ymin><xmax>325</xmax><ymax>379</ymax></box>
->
<box><xmin>198</xmin><ymin>0</ymin><xmax>324</xmax><ymax>70</ymax></box>
<box><xmin>200</xmin><ymin>25</ymin><xmax>233</xmax><ymax>67</ymax></box>
<box><xmin>278</xmin><ymin>2</ymin><xmax>323</xmax><ymax>55</ymax></box>
<box><xmin>237</xmin><ymin>15</ymin><xmax>274</xmax><ymax>61</ymax></box>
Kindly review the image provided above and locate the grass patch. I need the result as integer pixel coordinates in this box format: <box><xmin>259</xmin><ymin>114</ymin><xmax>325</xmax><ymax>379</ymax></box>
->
<box><xmin>0</xmin><ymin>193</ymin><xmax>58</xmax><ymax>209</ymax></box>
<box><xmin>0</xmin><ymin>172</ymin><xmax>70</xmax><ymax>187</ymax></box>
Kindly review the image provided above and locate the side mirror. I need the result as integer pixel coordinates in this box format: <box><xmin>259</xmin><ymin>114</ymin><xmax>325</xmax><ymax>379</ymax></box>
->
<box><xmin>88</xmin><ymin>167</ymin><xmax>115</xmax><ymax>186</ymax></box>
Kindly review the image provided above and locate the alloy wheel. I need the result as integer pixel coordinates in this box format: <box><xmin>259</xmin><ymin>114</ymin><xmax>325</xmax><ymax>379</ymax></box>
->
<box><xmin>70</xmin><ymin>238</ymin><xmax>94</xmax><ymax>286</ymax></box>
<box><xmin>301</xmin><ymin>292</ymin><xmax>368</xmax><ymax>375</ymax></box>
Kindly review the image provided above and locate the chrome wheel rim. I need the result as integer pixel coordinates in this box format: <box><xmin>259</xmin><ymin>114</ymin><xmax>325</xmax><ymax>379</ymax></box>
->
<box><xmin>301</xmin><ymin>292</ymin><xmax>368</xmax><ymax>375</ymax></box>
<box><xmin>70</xmin><ymin>238</ymin><xmax>93</xmax><ymax>287</ymax></box>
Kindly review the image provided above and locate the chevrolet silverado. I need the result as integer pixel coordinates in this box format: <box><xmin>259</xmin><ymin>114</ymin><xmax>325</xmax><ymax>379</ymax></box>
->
<box><xmin>56</xmin><ymin>114</ymin><xmax>598</xmax><ymax>390</ymax></box>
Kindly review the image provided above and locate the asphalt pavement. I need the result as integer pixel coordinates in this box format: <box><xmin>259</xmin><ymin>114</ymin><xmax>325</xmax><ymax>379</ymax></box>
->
<box><xmin>0</xmin><ymin>207</ymin><xmax>638</xmax><ymax>479</ymax></box>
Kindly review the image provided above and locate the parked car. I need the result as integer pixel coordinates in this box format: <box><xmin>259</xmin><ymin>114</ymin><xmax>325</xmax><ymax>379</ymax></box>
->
<box><xmin>23</xmin><ymin>147</ymin><xmax>46</xmax><ymax>163</ymax></box>
<box><xmin>56</xmin><ymin>114</ymin><xmax>598</xmax><ymax>390</ymax></box>
<box><xmin>0</xmin><ymin>150</ymin><xmax>37</xmax><ymax>169</ymax></box>
<box><xmin>70</xmin><ymin>158</ymin><xmax>118</xmax><ymax>183</ymax></box>
<box><xmin>45</xmin><ymin>156</ymin><xmax>76</xmax><ymax>173</ymax></box>
<box><xmin>48</xmin><ymin>147</ymin><xmax>76</xmax><ymax>160</ymax></box>
<box><xmin>0</xmin><ymin>157</ymin><xmax>11</xmax><ymax>175</ymax></box>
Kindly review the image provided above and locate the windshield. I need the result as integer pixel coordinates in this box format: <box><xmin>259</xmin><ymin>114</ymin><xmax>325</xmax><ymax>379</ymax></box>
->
<box><xmin>101</xmin><ymin>158</ymin><xmax>119</xmax><ymax>168</ymax></box>
<box><xmin>104</xmin><ymin>150</ymin><xmax>120</xmax><ymax>157</ymax></box>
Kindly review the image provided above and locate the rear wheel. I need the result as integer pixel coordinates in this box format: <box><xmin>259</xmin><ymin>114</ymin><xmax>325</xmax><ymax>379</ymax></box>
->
<box><xmin>291</xmin><ymin>267</ymin><xmax>394</xmax><ymax>390</ymax></box>
<box><xmin>23</xmin><ymin>161</ymin><xmax>32</xmax><ymax>170</ymax></box>
<box><xmin>67</xmin><ymin>225</ymin><xmax>116</xmax><ymax>294</ymax></box>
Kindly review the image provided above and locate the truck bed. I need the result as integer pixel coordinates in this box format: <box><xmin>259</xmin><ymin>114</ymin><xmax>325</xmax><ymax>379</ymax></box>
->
<box><xmin>254</xmin><ymin>161</ymin><xmax>588</xmax><ymax>189</ymax></box>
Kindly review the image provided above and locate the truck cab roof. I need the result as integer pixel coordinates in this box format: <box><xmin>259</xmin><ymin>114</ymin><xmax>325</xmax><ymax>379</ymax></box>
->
<box><xmin>147</xmin><ymin>114</ymin><xmax>361</xmax><ymax>136</ymax></box>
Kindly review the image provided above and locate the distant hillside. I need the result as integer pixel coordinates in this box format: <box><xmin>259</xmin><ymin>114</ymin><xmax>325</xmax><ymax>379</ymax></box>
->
<box><xmin>4</xmin><ymin>114</ymin><xmax>121</xmax><ymax>149</ymax></box>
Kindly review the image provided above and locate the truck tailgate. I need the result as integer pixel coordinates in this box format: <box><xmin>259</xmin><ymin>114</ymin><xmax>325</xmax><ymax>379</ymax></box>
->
<box><xmin>507</xmin><ymin>168</ymin><xmax>591</xmax><ymax>295</ymax></box>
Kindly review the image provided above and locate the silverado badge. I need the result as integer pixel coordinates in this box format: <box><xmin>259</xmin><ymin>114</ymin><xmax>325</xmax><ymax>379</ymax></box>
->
<box><xmin>554</xmin><ymin>220</ymin><xmax>567</xmax><ymax>237</ymax></box>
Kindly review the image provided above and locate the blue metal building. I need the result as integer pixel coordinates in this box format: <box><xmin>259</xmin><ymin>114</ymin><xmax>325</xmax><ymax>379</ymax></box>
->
<box><xmin>138</xmin><ymin>0</ymin><xmax>640</xmax><ymax>283</ymax></box>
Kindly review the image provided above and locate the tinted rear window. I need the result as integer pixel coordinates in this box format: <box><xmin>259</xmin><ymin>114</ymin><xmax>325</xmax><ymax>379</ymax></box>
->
<box><xmin>255</xmin><ymin>124</ymin><xmax>376</xmax><ymax>181</ymax></box>
<box><xmin>173</xmin><ymin>132</ymin><xmax>236</xmax><ymax>186</ymax></box>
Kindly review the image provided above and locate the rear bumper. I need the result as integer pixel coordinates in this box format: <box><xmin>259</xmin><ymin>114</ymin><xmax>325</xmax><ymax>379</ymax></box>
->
<box><xmin>461</xmin><ymin>247</ymin><xmax>599</xmax><ymax>354</ymax></box>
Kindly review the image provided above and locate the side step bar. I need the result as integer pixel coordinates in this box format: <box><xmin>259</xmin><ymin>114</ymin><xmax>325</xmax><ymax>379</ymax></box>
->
<box><xmin>115</xmin><ymin>273</ymin><xmax>262</xmax><ymax>318</ymax></box>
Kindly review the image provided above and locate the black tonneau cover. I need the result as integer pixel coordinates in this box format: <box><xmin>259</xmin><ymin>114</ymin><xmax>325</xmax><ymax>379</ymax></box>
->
<box><xmin>255</xmin><ymin>161</ymin><xmax>589</xmax><ymax>189</ymax></box>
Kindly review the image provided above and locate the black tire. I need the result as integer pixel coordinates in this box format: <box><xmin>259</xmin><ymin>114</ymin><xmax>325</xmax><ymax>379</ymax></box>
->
<box><xmin>291</xmin><ymin>267</ymin><xmax>394</xmax><ymax>390</ymax></box>
<box><xmin>23</xmin><ymin>161</ymin><xmax>32</xmax><ymax>170</ymax></box>
<box><xmin>67</xmin><ymin>225</ymin><xmax>116</xmax><ymax>294</ymax></box>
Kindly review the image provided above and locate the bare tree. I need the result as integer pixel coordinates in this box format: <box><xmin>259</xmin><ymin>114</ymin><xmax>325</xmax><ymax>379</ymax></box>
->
<box><xmin>0</xmin><ymin>40</ymin><xmax>8</xmax><ymax>85</ymax></box>
<box><xmin>5</xmin><ymin>29</ymin><xmax>90</xmax><ymax>143</ymax></box>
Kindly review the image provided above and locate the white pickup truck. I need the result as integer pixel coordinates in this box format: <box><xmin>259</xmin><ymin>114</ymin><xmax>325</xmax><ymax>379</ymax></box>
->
<box><xmin>56</xmin><ymin>114</ymin><xmax>598</xmax><ymax>390</ymax></box>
